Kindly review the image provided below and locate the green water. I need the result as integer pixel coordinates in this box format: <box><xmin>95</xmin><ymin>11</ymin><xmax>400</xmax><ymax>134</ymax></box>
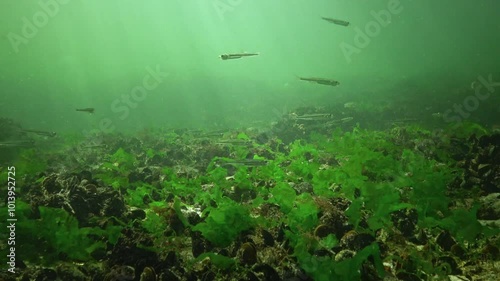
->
<box><xmin>1</xmin><ymin>0</ymin><xmax>499</xmax><ymax>133</ymax></box>
<box><xmin>1</xmin><ymin>2</ymin><xmax>500</xmax><ymax>280</ymax></box>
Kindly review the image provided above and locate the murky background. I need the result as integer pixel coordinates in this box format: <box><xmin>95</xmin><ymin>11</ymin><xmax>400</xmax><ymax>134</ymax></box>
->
<box><xmin>1</xmin><ymin>0</ymin><xmax>499</xmax><ymax>133</ymax></box>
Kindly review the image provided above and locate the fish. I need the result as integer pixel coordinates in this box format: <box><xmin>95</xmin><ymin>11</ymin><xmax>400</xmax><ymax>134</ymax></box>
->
<box><xmin>321</xmin><ymin>17</ymin><xmax>350</xmax><ymax>26</ymax></box>
<box><xmin>307</xmin><ymin>117</ymin><xmax>354</xmax><ymax>129</ymax></box>
<box><xmin>220</xmin><ymin>53</ymin><xmax>259</xmax><ymax>60</ymax></box>
<box><xmin>21</xmin><ymin>129</ymin><xmax>56</xmax><ymax>137</ymax></box>
<box><xmin>340</xmin><ymin>117</ymin><xmax>354</xmax><ymax>123</ymax></box>
<box><xmin>298</xmin><ymin>77</ymin><xmax>340</xmax><ymax>87</ymax></box>
<box><xmin>198</xmin><ymin>129</ymin><xmax>227</xmax><ymax>138</ymax></box>
<box><xmin>76</xmin><ymin>108</ymin><xmax>94</xmax><ymax>113</ymax></box>
<box><xmin>216</xmin><ymin>158</ymin><xmax>268</xmax><ymax>167</ymax></box>
<box><xmin>292</xmin><ymin>113</ymin><xmax>334</xmax><ymax>121</ymax></box>
<box><xmin>387</xmin><ymin>118</ymin><xmax>418</xmax><ymax>126</ymax></box>
<box><xmin>0</xmin><ymin>139</ymin><xmax>35</xmax><ymax>147</ymax></box>
<box><xmin>80</xmin><ymin>143</ymin><xmax>108</xmax><ymax>149</ymax></box>
<box><xmin>214</xmin><ymin>139</ymin><xmax>253</xmax><ymax>146</ymax></box>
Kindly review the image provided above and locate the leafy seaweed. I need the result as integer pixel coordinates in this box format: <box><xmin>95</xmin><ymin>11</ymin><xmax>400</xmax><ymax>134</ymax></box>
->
<box><xmin>270</xmin><ymin>182</ymin><xmax>297</xmax><ymax>214</ymax></box>
<box><xmin>2</xmin><ymin>203</ymin><xmax>107</xmax><ymax>264</ymax></box>
<box><xmin>193</xmin><ymin>199</ymin><xmax>254</xmax><ymax>247</ymax></box>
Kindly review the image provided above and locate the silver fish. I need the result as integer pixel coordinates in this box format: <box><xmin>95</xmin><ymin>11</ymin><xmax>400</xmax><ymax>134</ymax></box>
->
<box><xmin>321</xmin><ymin>17</ymin><xmax>350</xmax><ymax>26</ymax></box>
<box><xmin>298</xmin><ymin>77</ymin><xmax>340</xmax><ymax>87</ymax></box>
<box><xmin>220</xmin><ymin>53</ymin><xmax>259</xmax><ymax>60</ymax></box>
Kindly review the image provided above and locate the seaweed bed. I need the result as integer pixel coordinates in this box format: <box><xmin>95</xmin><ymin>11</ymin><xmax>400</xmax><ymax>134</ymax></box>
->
<box><xmin>0</xmin><ymin>112</ymin><xmax>499</xmax><ymax>281</ymax></box>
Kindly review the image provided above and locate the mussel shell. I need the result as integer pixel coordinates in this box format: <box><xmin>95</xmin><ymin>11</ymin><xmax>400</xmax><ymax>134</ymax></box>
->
<box><xmin>140</xmin><ymin>266</ymin><xmax>156</xmax><ymax>281</ymax></box>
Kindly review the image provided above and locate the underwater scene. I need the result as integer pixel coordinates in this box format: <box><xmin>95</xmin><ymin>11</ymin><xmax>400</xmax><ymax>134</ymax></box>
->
<box><xmin>1</xmin><ymin>0</ymin><xmax>500</xmax><ymax>280</ymax></box>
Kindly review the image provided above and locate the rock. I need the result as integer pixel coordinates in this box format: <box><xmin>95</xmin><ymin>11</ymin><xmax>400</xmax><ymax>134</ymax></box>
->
<box><xmin>56</xmin><ymin>263</ymin><xmax>88</xmax><ymax>281</ymax></box>
<box><xmin>339</xmin><ymin>230</ymin><xmax>375</xmax><ymax>251</ymax></box>
<box><xmin>477</xmin><ymin>193</ymin><xmax>500</xmax><ymax>220</ymax></box>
